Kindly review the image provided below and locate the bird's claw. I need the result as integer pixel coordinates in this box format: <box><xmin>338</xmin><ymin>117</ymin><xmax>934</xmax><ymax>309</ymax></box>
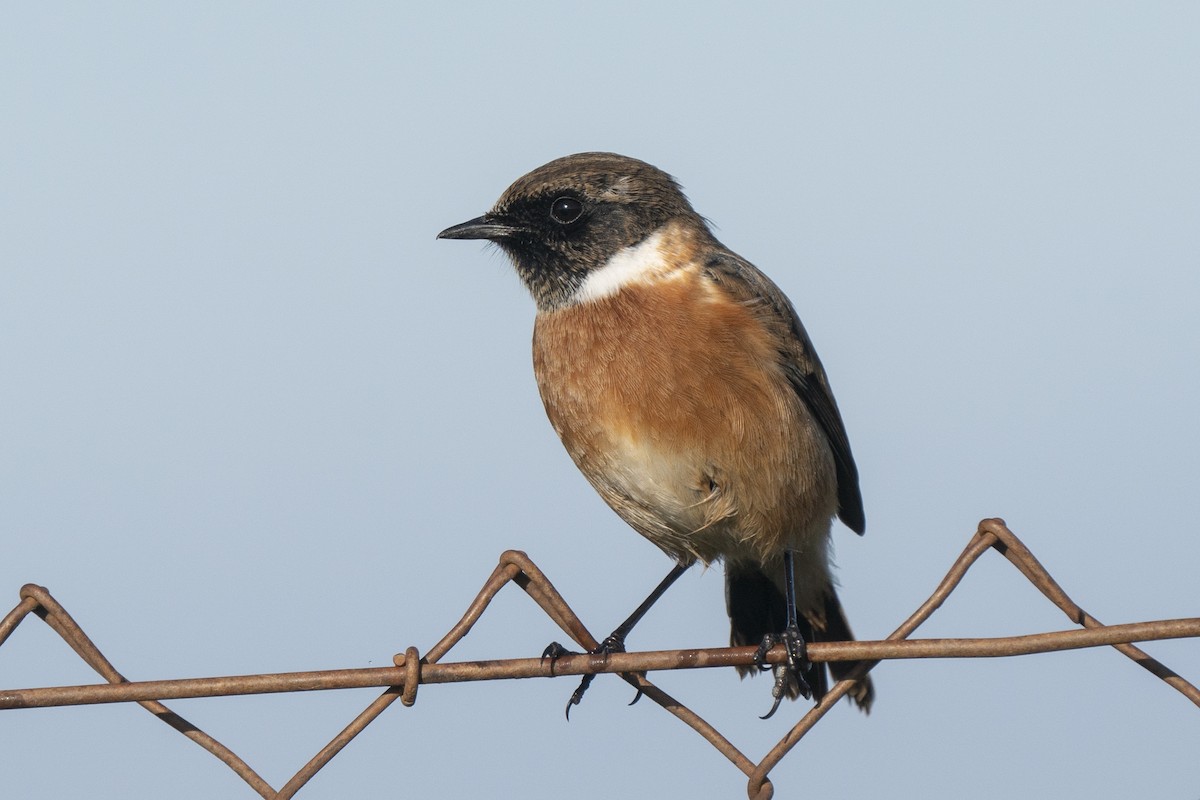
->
<box><xmin>753</xmin><ymin>633</ymin><xmax>779</xmax><ymax>671</ymax></box>
<box><xmin>541</xmin><ymin>641</ymin><xmax>575</xmax><ymax>663</ymax></box>
<box><xmin>542</xmin><ymin>633</ymin><xmax>629</xmax><ymax>720</ymax></box>
<box><xmin>756</xmin><ymin>623</ymin><xmax>812</xmax><ymax>719</ymax></box>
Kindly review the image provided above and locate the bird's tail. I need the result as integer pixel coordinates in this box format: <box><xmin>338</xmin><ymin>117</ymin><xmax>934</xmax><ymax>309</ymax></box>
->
<box><xmin>725</xmin><ymin>563</ymin><xmax>874</xmax><ymax>712</ymax></box>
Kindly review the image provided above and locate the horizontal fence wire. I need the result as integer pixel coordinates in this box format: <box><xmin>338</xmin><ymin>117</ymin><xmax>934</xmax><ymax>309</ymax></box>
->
<box><xmin>1</xmin><ymin>518</ymin><xmax>1197</xmax><ymax>799</ymax></box>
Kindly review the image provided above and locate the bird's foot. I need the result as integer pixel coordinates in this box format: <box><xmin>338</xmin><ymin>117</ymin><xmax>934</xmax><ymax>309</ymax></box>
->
<box><xmin>754</xmin><ymin>622</ymin><xmax>812</xmax><ymax>720</ymax></box>
<box><xmin>541</xmin><ymin>641</ymin><xmax>575</xmax><ymax>662</ymax></box>
<box><xmin>542</xmin><ymin>633</ymin><xmax>630</xmax><ymax>720</ymax></box>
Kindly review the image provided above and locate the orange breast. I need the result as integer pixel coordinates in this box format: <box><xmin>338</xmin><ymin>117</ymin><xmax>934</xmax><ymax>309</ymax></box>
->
<box><xmin>532</xmin><ymin>266</ymin><xmax>837</xmax><ymax>565</ymax></box>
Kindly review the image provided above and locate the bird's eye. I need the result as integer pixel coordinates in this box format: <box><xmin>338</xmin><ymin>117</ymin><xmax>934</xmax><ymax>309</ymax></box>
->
<box><xmin>549</xmin><ymin>196</ymin><xmax>584</xmax><ymax>224</ymax></box>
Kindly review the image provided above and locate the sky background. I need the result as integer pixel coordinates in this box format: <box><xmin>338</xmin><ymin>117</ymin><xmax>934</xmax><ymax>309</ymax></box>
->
<box><xmin>2</xmin><ymin>3</ymin><xmax>1198</xmax><ymax>798</ymax></box>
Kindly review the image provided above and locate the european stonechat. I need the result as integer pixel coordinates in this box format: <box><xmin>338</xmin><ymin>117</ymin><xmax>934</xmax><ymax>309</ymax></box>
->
<box><xmin>439</xmin><ymin>153</ymin><xmax>873</xmax><ymax>716</ymax></box>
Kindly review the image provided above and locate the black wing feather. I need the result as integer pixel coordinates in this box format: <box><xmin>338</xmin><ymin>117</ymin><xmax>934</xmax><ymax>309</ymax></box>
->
<box><xmin>703</xmin><ymin>251</ymin><xmax>866</xmax><ymax>535</ymax></box>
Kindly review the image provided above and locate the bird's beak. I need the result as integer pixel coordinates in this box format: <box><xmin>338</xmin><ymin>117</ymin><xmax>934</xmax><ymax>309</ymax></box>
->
<box><xmin>437</xmin><ymin>214</ymin><xmax>521</xmax><ymax>241</ymax></box>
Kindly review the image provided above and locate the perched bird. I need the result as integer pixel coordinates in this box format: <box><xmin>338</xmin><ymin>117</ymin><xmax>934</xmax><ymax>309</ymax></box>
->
<box><xmin>438</xmin><ymin>153</ymin><xmax>873</xmax><ymax>715</ymax></box>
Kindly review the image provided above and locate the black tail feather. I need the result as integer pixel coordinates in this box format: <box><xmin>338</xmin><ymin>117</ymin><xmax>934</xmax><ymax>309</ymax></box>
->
<box><xmin>725</xmin><ymin>563</ymin><xmax>873</xmax><ymax>711</ymax></box>
<box><xmin>819</xmin><ymin>586</ymin><xmax>875</xmax><ymax>711</ymax></box>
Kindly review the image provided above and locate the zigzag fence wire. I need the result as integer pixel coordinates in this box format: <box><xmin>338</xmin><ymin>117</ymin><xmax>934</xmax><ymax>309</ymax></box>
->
<box><xmin>1</xmin><ymin>518</ymin><xmax>1197</xmax><ymax>799</ymax></box>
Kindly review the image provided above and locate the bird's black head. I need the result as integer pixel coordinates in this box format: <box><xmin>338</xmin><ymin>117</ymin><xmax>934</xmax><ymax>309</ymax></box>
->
<box><xmin>438</xmin><ymin>152</ymin><xmax>705</xmax><ymax>310</ymax></box>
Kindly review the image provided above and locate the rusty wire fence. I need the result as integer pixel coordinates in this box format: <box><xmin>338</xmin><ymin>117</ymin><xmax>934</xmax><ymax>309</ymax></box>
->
<box><xmin>1</xmin><ymin>518</ymin><xmax>1197</xmax><ymax>799</ymax></box>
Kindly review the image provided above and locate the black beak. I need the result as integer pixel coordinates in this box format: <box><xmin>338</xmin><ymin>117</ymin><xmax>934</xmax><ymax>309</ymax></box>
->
<box><xmin>437</xmin><ymin>214</ymin><xmax>521</xmax><ymax>241</ymax></box>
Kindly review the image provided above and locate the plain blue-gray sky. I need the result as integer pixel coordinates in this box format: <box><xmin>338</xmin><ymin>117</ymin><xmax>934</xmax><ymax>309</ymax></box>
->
<box><xmin>2</xmin><ymin>3</ymin><xmax>1198</xmax><ymax>798</ymax></box>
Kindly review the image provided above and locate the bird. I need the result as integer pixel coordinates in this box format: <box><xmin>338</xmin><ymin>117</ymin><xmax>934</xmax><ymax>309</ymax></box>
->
<box><xmin>438</xmin><ymin>152</ymin><xmax>873</xmax><ymax>717</ymax></box>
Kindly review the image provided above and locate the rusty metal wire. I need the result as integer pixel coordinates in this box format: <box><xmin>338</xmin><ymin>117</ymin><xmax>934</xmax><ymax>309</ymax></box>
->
<box><xmin>1</xmin><ymin>518</ymin><xmax>1197</xmax><ymax>799</ymax></box>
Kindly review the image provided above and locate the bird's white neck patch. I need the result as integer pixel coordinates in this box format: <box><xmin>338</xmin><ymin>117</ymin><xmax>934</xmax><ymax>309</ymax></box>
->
<box><xmin>571</xmin><ymin>230</ymin><xmax>667</xmax><ymax>304</ymax></box>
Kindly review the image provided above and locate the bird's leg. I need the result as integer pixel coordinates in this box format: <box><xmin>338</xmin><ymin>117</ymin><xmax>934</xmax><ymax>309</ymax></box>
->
<box><xmin>754</xmin><ymin>549</ymin><xmax>813</xmax><ymax>720</ymax></box>
<box><xmin>542</xmin><ymin>562</ymin><xmax>689</xmax><ymax>719</ymax></box>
